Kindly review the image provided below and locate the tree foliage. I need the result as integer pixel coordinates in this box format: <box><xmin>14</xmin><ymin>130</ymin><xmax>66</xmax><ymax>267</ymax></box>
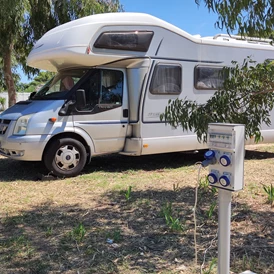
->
<box><xmin>0</xmin><ymin>0</ymin><xmax>123</xmax><ymax>107</ymax></box>
<box><xmin>24</xmin><ymin>0</ymin><xmax>123</xmax><ymax>51</ymax></box>
<box><xmin>195</xmin><ymin>0</ymin><xmax>274</xmax><ymax>37</ymax></box>
<box><xmin>161</xmin><ymin>58</ymin><xmax>274</xmax><ymax>142</ymax></box>
<box><xmin>0</xmin><ymin>57</ymin><xmax>23</xmax><ymax>93</ymax></box>
<box><xmin>0</xmin><ymin>0</ymin><xmax>26</xmax><ymax>106</ymax></box>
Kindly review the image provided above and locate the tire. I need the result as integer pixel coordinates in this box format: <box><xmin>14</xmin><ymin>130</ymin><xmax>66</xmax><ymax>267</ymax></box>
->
<box><xmin>43</xmin><ymin>138</ymin><xmax>87</xmax><ymax>177</ymax></box>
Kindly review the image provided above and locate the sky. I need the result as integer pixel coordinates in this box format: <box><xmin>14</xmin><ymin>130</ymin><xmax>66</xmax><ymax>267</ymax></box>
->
<box><xmin>120</xmin><ymin>0</ymin><xmax>220</xmax><ymax>37</ymax></box>
<box><xmin>20</xmin><ymin>0</ymin><xmax>221</xmax><ymax>83</ymax></box>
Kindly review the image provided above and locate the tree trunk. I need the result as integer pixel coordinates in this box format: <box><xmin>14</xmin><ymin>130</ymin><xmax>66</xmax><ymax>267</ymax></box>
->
<box><xmin>3</xmin><ymin>44</ymin><xmax>16</xmax><ymax>107</ymax></box>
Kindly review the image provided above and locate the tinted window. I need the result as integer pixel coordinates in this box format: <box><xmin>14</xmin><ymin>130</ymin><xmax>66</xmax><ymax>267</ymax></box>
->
<box><xmin>76</xmin><ymin>69</ymin><xmax>123</xmax><ymax>112</ymax></box>
<box><xmin>150</xmin><ymin>64</ymin><xmax>182</xmax><ymax>94</ymax></box>
<box><xmin>94</xmin><ymin>31</ymin><xmax>154</xmax><ymax>52</ymax></box>
<box><xmin>195</xmin><ymin>66</ymin><xmax>226</xmax><ymax>90</ymax></box>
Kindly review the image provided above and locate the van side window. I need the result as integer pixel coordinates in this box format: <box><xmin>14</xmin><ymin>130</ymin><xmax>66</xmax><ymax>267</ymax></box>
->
<box><xmin>76</xmin><ymin>69</ymin><xmax>123</xmax><ymax>112</ymax></box>
<box><xmin>195</xmin><ymin>66</ymin><xmax>226</xmax><ymax>90</ymax></box>
<box><xmin>101</xmin><ymin>70</ymin><xmax>123</xmax><ymax>105</ymax></box>
<box><xmin>150</xmin><ymin>64</ymin><xmax>182</xmax><ymax>94</ymax></box>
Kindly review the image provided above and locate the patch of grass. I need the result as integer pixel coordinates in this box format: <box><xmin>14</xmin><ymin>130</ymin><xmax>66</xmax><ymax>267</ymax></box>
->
<box><xmin>1</xmin><ymin>145</ymin><xmax>274</xmax><ymax>273</ymax></box>
<box><xmin>24</xmin><ymin>259</ymin><xmax>50</xmax><ymax>274</ymax></box>
<box><xmin>2</xmin><ymin>213</ymin><xmax>26</xmax><ymax>227</ymax></box>
<box><xmin>168</xmin><ymin>216</ymin><xmax>184</xmax><ymax>231</ymax></box>
<box><xmin>95</xmin><ymin>179</ymin><xmax>110</xmax><ymax>188</ymax></box>
<box><xmin>262</xmin><ymin>183</ymin><xmax>274</xmax><ymax>206</ymax></box>
<box><xmin>124</xmin><ymin>185</ymin><xmax>132</xmax><ymax>201</ymax></box>
<box><xmin>199</xmin><ymin>176</ymin><xmax>217</xmax><ymax>195</ymax></box>
<box><xmin>70</xmin><ymin>222</ymin><xmax>86</xmax><ymax>243</ymax></box>
<box><xmin>206</xmin><ymin>201</ymin><xmax>217</xmax><ymax>220</ymax></box>
<box><xmin>247</xmin><ymin>181</ymin><xmax>261</xmax><ymax>199</ymax></box>
<box><xmin>45</xmin><ymin>226</ymin><xmax>53</xmax><ymax>237</ymax></box>
<box><xmin>161</xmin><ymin>202</ymin><xmax>184</xmax><ymax>232</ymax></box>
<box><xmin>0</xmin><ymin>234</ymin><xmax>35</xmax><ymax>260</ymax></box>
<box><xmin>112</xmin><ymin>182</ymin><xmax>129</xmax><ymax>191</ymax></box>
<box><xmin>202</xmin><ymin>258</ymin><xmax>217</xmax><ymax>274</ymax></box>
<box><xmin>240</xmin><ymin>254</ymin><xmax>260</xmax><ymax>273</ymax></box>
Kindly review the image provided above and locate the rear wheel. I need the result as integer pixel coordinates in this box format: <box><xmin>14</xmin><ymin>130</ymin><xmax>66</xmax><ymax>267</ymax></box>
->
<box><xmin>43</xmin><ymin>138</ymin><xmax>87</xmax><ymax>177</ymax></box>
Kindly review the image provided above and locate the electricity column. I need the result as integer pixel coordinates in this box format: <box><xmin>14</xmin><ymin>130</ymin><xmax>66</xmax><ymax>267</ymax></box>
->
<box><xmin>204</xmin><ymin>123</ymin><xmax>245</xmax><ymax>274</ymax></box>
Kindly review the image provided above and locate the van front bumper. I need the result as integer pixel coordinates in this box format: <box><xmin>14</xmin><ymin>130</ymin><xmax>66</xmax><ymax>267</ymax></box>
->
<box><xmin>0</xmin><ymin>134</ymin><xmax>51</xmax><ymax>161</ymax></box>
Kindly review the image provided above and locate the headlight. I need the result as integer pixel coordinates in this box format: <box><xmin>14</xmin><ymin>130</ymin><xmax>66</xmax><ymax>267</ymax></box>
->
<box><xmin>13</xmin><ymin>114</ymin><xmax>33</xmax><ymax>135</ymax></box>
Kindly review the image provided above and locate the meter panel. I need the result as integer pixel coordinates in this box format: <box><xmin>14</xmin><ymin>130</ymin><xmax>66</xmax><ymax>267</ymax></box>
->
<box><xmin>207</xmin><ymin>123</ymin><xmax>245</xmax><ymax>191</ymax></box>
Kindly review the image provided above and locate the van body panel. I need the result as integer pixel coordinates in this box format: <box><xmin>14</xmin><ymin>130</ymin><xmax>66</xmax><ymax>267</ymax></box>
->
<box><xmin>141</xmin><ymin>135</ymin><xmax>208</xmax><ymax>155</ymax></box>
<box><xmin>73</xmin><ymin>107</ymin><xmax>128</xmax><ymax>154</ymax></box>
<box><xmin>0</xmin><ymin>100</ymin><xmax>65</xmax><ymax>121</ymax></box>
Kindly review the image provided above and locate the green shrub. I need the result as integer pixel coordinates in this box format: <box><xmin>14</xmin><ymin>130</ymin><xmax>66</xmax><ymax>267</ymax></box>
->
<box><xmin>0</xmin><ymin>96</ymin><xmax>6</xmax><ymax>110</ymax></box>
<box><xmin>263</xmin><ymin>183</ymin><xmax>274</xmax><ymax>207</ymax></box>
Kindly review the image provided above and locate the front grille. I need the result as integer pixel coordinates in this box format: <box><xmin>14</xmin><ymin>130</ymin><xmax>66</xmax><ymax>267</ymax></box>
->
<box><xmin>0</xmin><ymin>119</ymin><xmax>11</xmax><ymax>135</ymax></box>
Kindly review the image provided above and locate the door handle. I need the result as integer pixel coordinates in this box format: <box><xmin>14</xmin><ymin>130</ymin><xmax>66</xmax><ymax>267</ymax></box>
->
<box><xmin>123</xmin><ymin>109</ymin><xmax>129</xmax><ymax>118</ymax></box>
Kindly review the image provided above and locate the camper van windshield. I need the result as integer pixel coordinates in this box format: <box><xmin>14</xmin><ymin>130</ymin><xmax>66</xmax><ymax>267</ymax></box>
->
<box><xmin>32</xmin><ymin>69</ymin><xmax>88</xmax><ymax>100</ymax></box>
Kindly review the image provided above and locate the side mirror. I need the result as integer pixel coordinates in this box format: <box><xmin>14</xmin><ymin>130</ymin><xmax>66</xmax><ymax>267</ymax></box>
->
<box><xmin>59</xmin><ymin>100</ymin><xmax>75</xmax><ymax>116</ymax></box>
<box><xmin>29</xmin><ymin>91</ymin><xmax>36</xmax><ymax>100</ymax></box>
<box><xmin>76</xmin><ymin>89</ymin><xmax>86</xmax><ymax>110</ymax></box>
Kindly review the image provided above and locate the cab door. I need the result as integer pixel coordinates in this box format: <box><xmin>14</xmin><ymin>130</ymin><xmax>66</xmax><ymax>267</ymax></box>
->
<box><xmin>72</xmin><ymin>68</ymin><xmax>129</xmax><ymax>154</ymax></box>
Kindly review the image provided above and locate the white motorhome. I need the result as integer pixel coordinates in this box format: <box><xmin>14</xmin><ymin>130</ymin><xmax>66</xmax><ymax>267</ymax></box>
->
<box><xmin>1</xmin><ymin>12</ymin><xmax>274</xmax><ymax>177</ymax></box>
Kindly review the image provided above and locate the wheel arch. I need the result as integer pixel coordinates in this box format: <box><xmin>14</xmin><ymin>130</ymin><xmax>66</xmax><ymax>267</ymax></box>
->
<box><xmin>42</xmin><ymin>131</ymin><xmax>94</xmax><ymax>164</ymax></box>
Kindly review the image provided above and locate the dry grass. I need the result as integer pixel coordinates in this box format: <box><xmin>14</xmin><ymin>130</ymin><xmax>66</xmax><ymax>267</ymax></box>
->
<box><xmin>0</xmin><ymin>144</ymin><xmax>274</xmax><ymax>274</ymax></box>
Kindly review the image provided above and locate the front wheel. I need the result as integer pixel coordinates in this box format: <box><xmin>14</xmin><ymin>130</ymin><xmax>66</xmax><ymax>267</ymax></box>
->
<box><xmin>43</xmin><ymin>138</ymin><xmax>87</xmax><ymax>177</ymax></box>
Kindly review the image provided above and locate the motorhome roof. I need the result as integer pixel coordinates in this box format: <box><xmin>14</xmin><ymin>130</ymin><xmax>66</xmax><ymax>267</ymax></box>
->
<box><xmin>44</xmin><ymin>12</ymin><xmax>193</xmax><ymax>40</ymax></box>
<box><xmin>37</xmin><ymin>12</ymin><xmax>274</xmax><ymax>47</ymax></box>
<box><xmin>27</xmin><ymin>12</ymin><xmax>274</xmax><ymax>72</ymax></box>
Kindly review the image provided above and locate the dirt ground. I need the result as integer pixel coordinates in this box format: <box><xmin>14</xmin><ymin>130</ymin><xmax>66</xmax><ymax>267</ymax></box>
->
<box><xmin>0</xmin><ymin>144</ymin><xmax>274</xmax><ymax>273</ymax></box>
